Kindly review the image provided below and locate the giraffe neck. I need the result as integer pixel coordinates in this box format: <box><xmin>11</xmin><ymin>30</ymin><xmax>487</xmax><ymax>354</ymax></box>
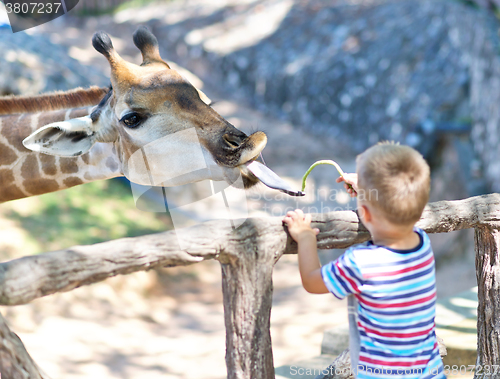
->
<box><xmin>0</xmin><ymin>108</ymin><xmax>122</xmax><ymax>203</ymax></box>
<box><xmin>0</xmin><ymin>86</ymin><xmax>108</xmax><ymax>115</ymax></box>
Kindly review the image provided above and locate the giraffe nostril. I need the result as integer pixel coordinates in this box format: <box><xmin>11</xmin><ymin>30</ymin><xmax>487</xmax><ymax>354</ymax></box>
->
<box><xmin>223</xmin><ymin>134</ymin><xmax>243</xmax><ymax>148</ymax></box>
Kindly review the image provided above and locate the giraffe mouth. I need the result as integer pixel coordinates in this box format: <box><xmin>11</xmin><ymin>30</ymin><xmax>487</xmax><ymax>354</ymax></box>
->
<box><xmin>218</xmin><ymin>130</ymin><xmax>303</xmax><ymax>196</ymax></box>
<box><xmin>243</xmin><ymin>161</ymin><xmax>305</xmax><ymax>197</ymax></box>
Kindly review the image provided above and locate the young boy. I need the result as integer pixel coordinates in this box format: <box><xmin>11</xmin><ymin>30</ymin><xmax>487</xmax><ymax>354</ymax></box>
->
<box><xmin>283</xmin><ymin>143</ymin><xmax>445</xmax><ymax>379</ymax></box>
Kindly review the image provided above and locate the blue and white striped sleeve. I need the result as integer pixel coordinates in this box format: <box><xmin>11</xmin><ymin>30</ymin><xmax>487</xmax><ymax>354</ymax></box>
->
<box><xmin>320</xmin><ymin>248</ymin><xmax>364</xmax><ymax>299</ymax></box>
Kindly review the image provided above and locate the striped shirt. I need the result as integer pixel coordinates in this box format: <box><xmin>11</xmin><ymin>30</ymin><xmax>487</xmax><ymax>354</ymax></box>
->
<box><xmin>321</xmin><ymin>228</ymin><xmax>446</xmax><ymax>379</ymax></box>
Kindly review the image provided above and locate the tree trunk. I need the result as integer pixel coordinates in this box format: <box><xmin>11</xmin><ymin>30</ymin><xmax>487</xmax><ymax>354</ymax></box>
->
<box><xmin>475</xmin><ymin>226</ymin><xmax>500</xmax><ymax>379</ymax></box>
<box><xmin>0</xmin><ymin>312</ymin><xmax>47</xmax><ymax>379</ymax></box>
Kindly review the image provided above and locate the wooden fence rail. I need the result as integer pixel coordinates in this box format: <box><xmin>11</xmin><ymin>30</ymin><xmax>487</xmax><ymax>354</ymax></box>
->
<box><xmin>1</xmin><ymin>193</ymin><xmax>500</xmax><ymax>379</ymax></box>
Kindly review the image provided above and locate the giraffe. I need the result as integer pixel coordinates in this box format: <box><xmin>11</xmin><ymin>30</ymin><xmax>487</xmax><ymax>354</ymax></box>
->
<box><xmin>0</xmin><ymin>27</ymin><xmax>301</xmax><ymax>204</ymax></box>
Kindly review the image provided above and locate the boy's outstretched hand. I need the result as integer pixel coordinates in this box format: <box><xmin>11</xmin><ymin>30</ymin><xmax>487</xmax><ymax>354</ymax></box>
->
<box><xmin>336</xmin><ymin>173</ymin><xmax>358</xmax><ymax>197</ymax></box>
<box><xmin>283</xmin><ymin>209</ymin><xmax>319</xmax><ymax>242</ymax></box>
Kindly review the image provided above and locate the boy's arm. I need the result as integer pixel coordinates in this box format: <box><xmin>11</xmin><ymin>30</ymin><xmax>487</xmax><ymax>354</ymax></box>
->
<box><xmin>296</xmin><ymin>232</ymin><xmax>329</xmax><ymax>294</ymax></box>
<box><xmin>283</xmin><ymin>210</ymin><xmax>329</xmax><ymax>294</ymax></box>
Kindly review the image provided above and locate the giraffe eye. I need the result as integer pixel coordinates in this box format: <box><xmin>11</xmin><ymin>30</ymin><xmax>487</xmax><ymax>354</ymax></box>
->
<box><xmin>120</xmin><ymin>112</ymin><xmax>144</xmax><ymax>128</ymax></box>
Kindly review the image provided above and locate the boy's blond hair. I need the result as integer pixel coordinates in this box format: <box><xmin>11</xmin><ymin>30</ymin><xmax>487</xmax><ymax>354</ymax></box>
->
<box><xmin>356</xmin><ymin>142</ymin><xmax>430</xmax><ymax>225</ymax></box>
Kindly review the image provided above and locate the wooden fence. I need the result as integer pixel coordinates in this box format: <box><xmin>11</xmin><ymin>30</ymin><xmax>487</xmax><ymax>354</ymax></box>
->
<box><xmin>0</xmin><ymin>193</ymin><xmax>499</xmax><ymax>379</ymax></box>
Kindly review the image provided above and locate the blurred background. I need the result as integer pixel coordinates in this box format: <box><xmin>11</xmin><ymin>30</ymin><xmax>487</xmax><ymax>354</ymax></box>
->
<box><xmin>0</xmin><ymin>0</ymin><xmax>498</xmax><ymax>377</ymax></box>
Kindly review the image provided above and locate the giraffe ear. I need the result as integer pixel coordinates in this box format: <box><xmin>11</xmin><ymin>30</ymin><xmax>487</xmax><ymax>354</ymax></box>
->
<box><xmin>23</xmin><ymin>116</ymin><xmax>97</xmax><ymax>157</ymax></box>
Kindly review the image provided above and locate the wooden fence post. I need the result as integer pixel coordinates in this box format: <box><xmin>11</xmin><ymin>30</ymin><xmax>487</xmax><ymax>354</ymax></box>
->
<box><xmin>475</xmin><ymin>226</ymin><xmax>500</xmax><ymax>378</ymax></box>
<box><xmin>218</xmin><ymin>219</ymin><xmax>287</xmax><ymax>379</ymax></box>
<box><xmin>220</xmin><ymin>258</ymin><xmax>275</xmax><ymax>379</ymax></box>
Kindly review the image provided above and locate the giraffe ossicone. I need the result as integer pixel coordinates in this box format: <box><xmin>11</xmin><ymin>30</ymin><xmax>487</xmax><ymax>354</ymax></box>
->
<box><xmin>1</xmin><ymin>26</ymin><xmax>303</xmax><ymax>204</ymax></box>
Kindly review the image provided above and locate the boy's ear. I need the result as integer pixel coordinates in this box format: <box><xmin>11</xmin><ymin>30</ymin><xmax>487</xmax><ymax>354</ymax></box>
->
<box><xmin>358</xmin><ymin>204</ymin><xmax>372</xmax><ymax>223</ymax></box>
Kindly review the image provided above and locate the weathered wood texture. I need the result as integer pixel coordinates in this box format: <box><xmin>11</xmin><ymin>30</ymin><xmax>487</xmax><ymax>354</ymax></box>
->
<box><xmin>0</xmin><ymin>313</ymin><xmax>48</xmax><ymax>379</ymax></box>
<box><xmin>475</xmin><ymin>226</ymin><xmax>500</xmax><ymax>379</ymax></box>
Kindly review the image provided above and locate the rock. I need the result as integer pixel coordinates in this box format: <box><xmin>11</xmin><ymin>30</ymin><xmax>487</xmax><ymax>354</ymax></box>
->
<box><xmin>468</xmin><ymin>12</ymin><xmax>500</xmax><ymax>192</ymax></box>
<box><xmin>155</xmin><ymin>0</ymin><xmax>473</xmax><ymax>153</ymax></box>
<box><xmin>0</xmin><ymin>29</ymin><xmax>107</xmax><ymax>96</ymax></box>
<box><xmin>150</xmin><ymin>0</ymin><xmax>496</xmax><ymax>192</ymax></box>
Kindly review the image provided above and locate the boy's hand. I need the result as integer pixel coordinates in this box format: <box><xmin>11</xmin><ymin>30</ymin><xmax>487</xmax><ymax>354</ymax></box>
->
<box><xmin>336</xmin><ymin>173</ymin><xmax>358</xmax><ymax>197</ymax></box>
<box><xmin>283</xmin><ymin>209</ymin><xmax>320</xmax><ymax>242</ymax></box>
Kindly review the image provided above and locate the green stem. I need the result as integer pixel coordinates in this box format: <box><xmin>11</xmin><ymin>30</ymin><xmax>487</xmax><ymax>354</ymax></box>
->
<box><xmin>301</xmin><ymin>160</ymin><xmax>352</xmax><ymax>192</ymax></box>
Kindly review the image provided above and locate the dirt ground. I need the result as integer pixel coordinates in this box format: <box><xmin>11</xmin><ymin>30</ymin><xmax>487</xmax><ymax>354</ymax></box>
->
<box><xmin>0</xmin><ymin>4</ymin><xmax>479</xmax><ymax>378</ymax></box>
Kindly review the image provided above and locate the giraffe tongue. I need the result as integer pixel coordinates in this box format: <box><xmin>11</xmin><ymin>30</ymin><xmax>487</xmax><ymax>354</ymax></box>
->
<box><xmin>246</xmin><ymin>161</ymin><xmax>305</xmax><ymax>197</ymax></box>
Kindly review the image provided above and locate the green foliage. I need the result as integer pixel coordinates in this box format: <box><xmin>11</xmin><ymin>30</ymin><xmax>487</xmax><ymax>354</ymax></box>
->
<box><xmin>2</xmin><ymin>179</ymin><xmax>172</xmax><ymax>255</ymax></box>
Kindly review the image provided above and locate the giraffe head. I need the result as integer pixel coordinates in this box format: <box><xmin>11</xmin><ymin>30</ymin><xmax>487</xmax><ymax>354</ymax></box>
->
<box><xmin>22</xmin><ymin>27</ymin><xmax>274</xmax><ymax>190</ymax></box>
